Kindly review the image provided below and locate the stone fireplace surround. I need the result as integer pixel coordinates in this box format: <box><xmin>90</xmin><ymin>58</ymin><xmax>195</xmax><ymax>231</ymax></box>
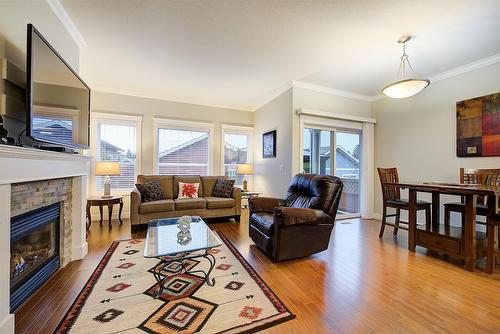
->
<box><xmin>0</xmin><ymin>145</ymin><xmax>90</xmax><ymax>334</ymax></box>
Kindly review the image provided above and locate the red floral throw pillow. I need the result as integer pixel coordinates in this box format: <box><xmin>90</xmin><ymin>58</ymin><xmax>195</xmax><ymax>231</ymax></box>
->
<box><xmin>177</xmin><ymin>182</ymin><xmax>200</xmax><ymax>199</ymax></box>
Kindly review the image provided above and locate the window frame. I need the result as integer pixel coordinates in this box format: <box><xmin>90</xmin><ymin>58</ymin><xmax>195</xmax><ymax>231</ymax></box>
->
<box><xmin>90</xmin><ymin>112</ymin><xmax>143</xmax><ymax>196</ymax></box>
<box><xmin>220</xmin><ymin>124</ymin><xmax>254</xmax><ymax>186</ymax></box>
<box><xmin>153</xmin><ymin>118</ymin><xmax>215</xmax><ymax>176</ymax></box>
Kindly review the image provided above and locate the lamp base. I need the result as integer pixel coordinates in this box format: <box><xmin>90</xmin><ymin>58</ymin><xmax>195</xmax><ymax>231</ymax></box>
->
<box><xmin>242</xmin><ymin>180</ymin><xmax>248</xmax><ymax>192</ymax></box>
<box><xmin>102</xmin><ymin>175</ymin><xmax>112</xmax><ymax>198</ymax></box>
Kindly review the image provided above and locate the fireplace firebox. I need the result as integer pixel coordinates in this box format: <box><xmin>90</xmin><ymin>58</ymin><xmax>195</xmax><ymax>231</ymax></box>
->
<box><xmin>10</xmin><ymin>202</ymin><xmax>61</xmax><ymax>311</ymax></box>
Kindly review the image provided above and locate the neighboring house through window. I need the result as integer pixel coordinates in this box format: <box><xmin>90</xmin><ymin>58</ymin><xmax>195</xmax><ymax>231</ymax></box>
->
<box><xmin>91</xmin><ymin>113</ymin><xmax>142</xmax><ymax>194</ymax></box>
<box><xmin>221</xmin><ymin>124</ymin><xmax>253</xmax><ymax>186</ymax></box>
<box><xmin>153</xmin><ymin>119</ymin><xmax>214</xmax><ymax>176</ymax></box>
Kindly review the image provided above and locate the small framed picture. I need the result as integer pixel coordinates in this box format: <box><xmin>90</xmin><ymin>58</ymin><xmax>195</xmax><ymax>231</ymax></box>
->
<box><xmin>262</xmin><ymin>130</ymin><xmax>276</xmax><ymax>158</ymax></box>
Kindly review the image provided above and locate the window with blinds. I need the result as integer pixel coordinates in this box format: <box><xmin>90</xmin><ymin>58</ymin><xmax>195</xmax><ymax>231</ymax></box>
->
<box><xmin>157</xmin><ymin>128</ymin><xmax>210</xmax><ymax>175</ymax></box>
<box><xmin>96</xmin><ymin>123</ymin><xmax>137</xmax><ymax>190</ymax></box>
<box><xmin>223</xmin><ymin>133</ymin><xmax>249</xmax><ymax>185</ymax></box>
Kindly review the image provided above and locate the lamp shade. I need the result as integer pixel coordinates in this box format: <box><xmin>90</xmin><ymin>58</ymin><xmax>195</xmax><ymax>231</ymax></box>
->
<box><xmin>95</xmin><ymin>161</ymin><xmax>121</xmax><ymax>176</ymax></box>
<box><xmin>381</xmin><ymin>78</ymin><xmax>430</xmax><ymax>99</ymax></box>
<box><xmin>236</xmin><ymin>164</ymin><xmax>253</xmax><ymax>175</ymax></box>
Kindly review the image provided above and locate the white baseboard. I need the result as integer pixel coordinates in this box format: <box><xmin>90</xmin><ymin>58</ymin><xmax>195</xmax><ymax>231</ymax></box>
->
<box><xmin>72</xmin><ymin>241</ymin><xmax>88</xmax><ymax>260</ymax></box>
<box><xmin>0</xmin><ymin>314</ymin><xmax>14</xmax><ymax>334</ymax></box>
<box><xmin>371</xmin><ymin>212</ymin><xmax>382</xmax><ymax>220</ymax></box>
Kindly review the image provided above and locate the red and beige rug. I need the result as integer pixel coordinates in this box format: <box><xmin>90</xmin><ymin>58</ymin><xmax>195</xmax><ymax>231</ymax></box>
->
<box><xmin>55</xmin><ymin>232</ymin><xmax>294</xmax><ymax>333</ymax></box>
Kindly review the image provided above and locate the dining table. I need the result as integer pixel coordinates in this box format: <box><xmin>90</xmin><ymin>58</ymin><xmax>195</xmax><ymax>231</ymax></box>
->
<box><xmin>386</xmin><ymin>181</ymin><xmax>500</xmax><ymax>272</ymax></box>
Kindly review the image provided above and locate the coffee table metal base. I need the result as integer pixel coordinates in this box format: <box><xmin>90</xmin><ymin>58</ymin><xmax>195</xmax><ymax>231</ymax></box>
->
<box><xmin>152</xmin><ymin>249</ymin><xmax>217</xmax><ymax>299</ymax></box>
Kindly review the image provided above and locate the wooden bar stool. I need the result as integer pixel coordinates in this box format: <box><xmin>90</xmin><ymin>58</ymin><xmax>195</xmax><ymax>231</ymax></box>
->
<box><xmin>377</xmin><ymin>168</ymin><xmax>431</xmax><ymax>238</ymax></box>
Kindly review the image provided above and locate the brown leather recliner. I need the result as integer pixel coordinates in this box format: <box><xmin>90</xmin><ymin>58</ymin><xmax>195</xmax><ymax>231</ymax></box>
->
<box><xmin>249</xmin><ymin>173</ymin><xmax>343</xmax><ymax>261</ymax></box>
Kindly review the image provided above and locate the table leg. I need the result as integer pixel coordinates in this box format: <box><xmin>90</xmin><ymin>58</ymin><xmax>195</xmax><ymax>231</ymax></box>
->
<box><xmin>432</xmin><ymin>192</ymin><xmax>440</xmax><ymax>229</ymax></box>
<box><xmin>119</xmin><ymin>199</ymin><xmax>123</xmax><ymax>224</ymax></box>
<box><xmin>108</xmin><ymin>203</ymin><xmax>113</xmax><ymax>228</ymax></box>
<box><xmin>408</xmin><ymin>189</ymin><xmax>417</xmax><ymax>252</ymax></box>
<box><xmin>463</xmin><ymin>194</ymin><xmax>477</xmax><ymax>271</ymax></box>
<box><xmin>86</xmin><ymin>202</ymin><xmax>91</xmax><ymax>230</ymax></box>
<box><xmin>99</xmin><ymin>204</ymin><xmax>103</xmax><ymax>225</ymax></box>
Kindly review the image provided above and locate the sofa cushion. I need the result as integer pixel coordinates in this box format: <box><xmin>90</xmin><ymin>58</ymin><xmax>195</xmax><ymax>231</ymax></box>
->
<box><xmin>201</xmin><ymin>176</ymin><xmax>227</xmax><ymax>197</ymax></box>
<box><xmin>135</xmin><ymin>181</ymin><xmax>167</xmax><ymax>202</ymax></box>
<box><xmin>212</xmin><ymin>179</ymin><xmax>235</xmax><ymax>198</ymax></box>
<box><xmin>173</xmin><ymin>176</ymin><xmax>202</xmax><ymax>198</ymax></box>
<box><xmin>174</xmin><ymin>198</ymin><xmax>206</xmax><ymax>210</ymax></box>
<box><xmin>137</xmin><ymin>175</ymin><xmax>174</xmax><ymax>199</ymax></box>
<box><xmin>177</xmin><ymin>182</ymin><xmax>200</xmax><ymax>199</ymax></box>
<box><xmin>139</xmin><ymin>199</ymin><xmax>175</xmax><ymax>214</ymax></box>
<box><xmin>204</xmin><ymin>196</ymin><xmax>235</xmax><ymax>209</ymax></box>
<box><xmin>250</xmin><ymin>212</ymin><xmax>274</xmax><ymax>236</ymax></box>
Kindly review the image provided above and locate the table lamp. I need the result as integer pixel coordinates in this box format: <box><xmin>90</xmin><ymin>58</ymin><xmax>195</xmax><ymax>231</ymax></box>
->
<box><xmin>95</xmin><ymin>161</ymin><xmax>121</xmax><ymax>198</ymax></box>
<box><xmin>237</xmin><ymin>164</ymin><xmax>253</xmax><ymax>191</ymax></box>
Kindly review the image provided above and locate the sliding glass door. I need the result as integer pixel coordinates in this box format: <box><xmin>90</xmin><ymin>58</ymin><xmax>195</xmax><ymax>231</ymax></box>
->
<box><xmin>303</xmin><ymin>127</ymin><xmax>361</xmax><ymax>218</ymax></box>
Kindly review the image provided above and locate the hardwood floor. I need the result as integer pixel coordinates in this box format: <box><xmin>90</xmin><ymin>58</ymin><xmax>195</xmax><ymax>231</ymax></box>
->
<box><xmin>15</xmin><ymin>211</ymin><xmax>500</xmax><ymax>334</ymax></box>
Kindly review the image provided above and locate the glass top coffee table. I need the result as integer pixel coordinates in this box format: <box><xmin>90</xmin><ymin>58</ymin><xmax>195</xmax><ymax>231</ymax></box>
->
<box><xmin>144</xmin><ymin>216</ymin><xmax>222</xmax><ymax>298</ymax></box>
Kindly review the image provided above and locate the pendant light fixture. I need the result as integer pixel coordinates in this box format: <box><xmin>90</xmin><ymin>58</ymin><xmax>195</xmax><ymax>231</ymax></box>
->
<box><xmin>381</xmin><ymin>35</ymin><xmax>430</xmax><ymax>98</ymax></box>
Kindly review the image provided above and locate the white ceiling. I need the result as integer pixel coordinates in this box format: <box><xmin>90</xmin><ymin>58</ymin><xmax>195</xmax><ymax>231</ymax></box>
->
<box><xmin>60</xmin><ymin>0</ymin><xmax>500</xmax><ymax>111</ymax></box>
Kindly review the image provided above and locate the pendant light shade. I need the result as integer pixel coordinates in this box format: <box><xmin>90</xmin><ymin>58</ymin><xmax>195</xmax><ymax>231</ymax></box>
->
<box><xmin>382</xmin><ymin>35</ymin><xmax>430</xmax><ymax>98</ymax></box>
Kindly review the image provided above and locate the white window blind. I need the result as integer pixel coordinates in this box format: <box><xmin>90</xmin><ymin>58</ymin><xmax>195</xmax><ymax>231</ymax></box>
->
<box><xmin>96</xmin><ymin>123</ymin><xmax>137</xmax><ymax>190</ymax></box>
<box><xmin>223</xmin><ymin>133</ymin><xmax>249</xmax><ymax>185</ymax></box>
<box><xmin>157</xmin><ymin>128</ymin><xmax>210</xmax><ymax>176</ymax></box>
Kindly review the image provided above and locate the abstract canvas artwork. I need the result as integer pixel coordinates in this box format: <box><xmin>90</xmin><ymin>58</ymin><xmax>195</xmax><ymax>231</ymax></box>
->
<box><xmin>456</xmin><ymin>92</ymin><xmax>500</xmax><ymax>157</ymax></box>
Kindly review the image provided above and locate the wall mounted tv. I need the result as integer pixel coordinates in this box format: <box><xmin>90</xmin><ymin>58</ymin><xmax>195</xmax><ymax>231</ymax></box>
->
<box><xmin>26</xmin><ymin>24</ymin><xmax>90</xmax><ymax>149</ymax></box>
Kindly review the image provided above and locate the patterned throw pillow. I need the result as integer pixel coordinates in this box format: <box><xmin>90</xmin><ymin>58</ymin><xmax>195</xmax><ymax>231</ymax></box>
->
<box><xmin>212</xmin><ymin>179</ymin><xmax>235</xmax><ymax>198</ymax></box>
<box><xmin>135</xmin><ymin>181</ymin><xmax>166</xmax><ymax>202</ymax></box>
<box><xmin>177</xmin><ymin>182</ymin><xmax>200</xmax><ymax>199</ymax></box>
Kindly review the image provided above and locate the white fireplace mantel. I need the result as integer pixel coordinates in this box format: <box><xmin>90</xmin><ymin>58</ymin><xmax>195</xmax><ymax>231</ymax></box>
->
<box><xmin>0</xmin><ymin>145</ymin><xmax>91</xmax><ymax>334</ymax></box>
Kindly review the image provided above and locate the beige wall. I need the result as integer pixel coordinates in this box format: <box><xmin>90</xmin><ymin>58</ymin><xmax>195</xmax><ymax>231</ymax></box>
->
<box><xmin>253</xmin><ymin>89</ymin><xmax>293</xmax><ymax>198</ymax></box>
<box><xmin>0</xmin><ymin>1</ymin><xmax>79</xmax><ymax>71</ymax></box>
<box><xmin>90</xmin><ymin>91</ymin><xmax>254</xmax><ymax>218</ymax></box>
<box><xmin>372</xmin><ymin>62</ymin><xmax>500</xmax><ymax>219</ymax></box>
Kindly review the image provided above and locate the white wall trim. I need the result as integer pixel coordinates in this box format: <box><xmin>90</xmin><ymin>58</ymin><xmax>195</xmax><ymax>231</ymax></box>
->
<box><xmin>46</xmin><ymin>0</ymin><xmax>87</xmax><ymax>49</ymax></box>
<box><xmin>429</xmin><ymin>53</ymin><xmax>500</xmax><ymax>83</ymax></box>
<box><xmin>297</xmin><ymin>108</ymin><xmax>377</xmax><ymax>124</ymax></box>
<box><xmin>254</xmin><ymin>81</ymin><xmax>293</xmax><ymax>111</ymax></box>
<box><xmin>292</xmin><ymin>81</ymin><xmax>378</xmax><ymax>102</ymax></box>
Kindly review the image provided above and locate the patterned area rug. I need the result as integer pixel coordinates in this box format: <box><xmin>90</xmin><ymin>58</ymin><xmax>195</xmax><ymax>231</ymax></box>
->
<box><xmin>55</xmin><ymin>232</ymin><xmax>295</xmax><ymax>333</ymax></box>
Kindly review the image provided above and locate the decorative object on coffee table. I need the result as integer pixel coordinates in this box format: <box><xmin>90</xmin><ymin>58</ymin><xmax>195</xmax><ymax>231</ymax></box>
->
<box><xmin>54</xmin><ymin>231</ymin><xmax>295</xmax><ymax>333</ymax></box>
<box><xmin>263</xmin><ymin>129</ymin><xmax>276</xmax><ymax>158</ymax></box>
<box><xmin>95</xmin><ymin>161</ymin><xmax>121</xmax><ymax>198</ymax></box>
<box><xmin>86</xmin><ymin>196</ymin><xmax>123</xmax><ymax>229</ymax></box>
<box><xmin>237</xmin><ymin>163</ymin><xmax>253</xmax><ymax>191</ymax></box>
<box><xmin>456</xmin><ymin>92</ymin><xmax>500</xmax><ymax>157</ymax></box>
<box><xmin>144</xmin><ymin>216</ymin><xmax>221</xmax><ymax>298</ymax></box>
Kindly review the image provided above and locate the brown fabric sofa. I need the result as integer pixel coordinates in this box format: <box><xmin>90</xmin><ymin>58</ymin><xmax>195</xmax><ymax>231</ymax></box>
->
<box><xmin>130</xmin><ymin>175</ymin><xmax>241</xmax><ymax>226</ymax></box>
<box><xmin>249</xmin><ymin>173</ymin><xmax>343</xmax><ymax>261</ymax></box>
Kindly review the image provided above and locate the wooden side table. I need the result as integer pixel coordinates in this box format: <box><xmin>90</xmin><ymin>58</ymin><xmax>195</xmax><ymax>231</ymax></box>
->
<box><xmin>241</xmin><ymin>191</ymin><xmax>262</xmax><ymax>209</ymax></box>
<box><xmin>86</xmin><ymin>196</ymin><xmax>123</xmax><ymax>229</ymax></box>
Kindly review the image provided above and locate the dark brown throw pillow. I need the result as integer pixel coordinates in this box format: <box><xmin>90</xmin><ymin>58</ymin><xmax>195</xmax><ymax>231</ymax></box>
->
<box><xmin>212</xmin><ymin>179</ymin><xmax>235</xmax><ymax>198</ymax></box>
<box><xmin>135</xmin><ymin>180</ymin><xmax>166</xmax><ymax>202</ymax></box>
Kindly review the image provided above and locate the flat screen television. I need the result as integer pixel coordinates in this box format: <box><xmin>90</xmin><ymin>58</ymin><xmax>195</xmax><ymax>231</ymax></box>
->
<box><xmin>26</xmin><ymin>24</ymin><xmax>90</xmax><ymax>149</ymax></box>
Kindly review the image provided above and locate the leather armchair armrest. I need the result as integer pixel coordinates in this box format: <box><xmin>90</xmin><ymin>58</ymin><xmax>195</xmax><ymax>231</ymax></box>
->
<box><xmin>249</xmin><ymin>197</ymin><xmax>284</xmax><ymax>213</ymax></box>
<box><xmin>273</xmin><ymin>207</ymin><xmax>317</xmax><ymax>226</ymax></box>
<box><xmin>130</xmin><ymin>188</ymin><xmax>142</xmax><ymax>225</ymax></box>
<box><xmin>232</xmin><ymin>187</ymin><xmax>241</xmax><ymax>215</ymax></box>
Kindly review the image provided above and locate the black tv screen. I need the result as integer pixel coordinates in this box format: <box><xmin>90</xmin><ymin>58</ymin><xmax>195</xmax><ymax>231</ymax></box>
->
<box><xmin>26</xmin><ymin>24</ymin><xmax>90</xmax><ymax>149</ymax></box>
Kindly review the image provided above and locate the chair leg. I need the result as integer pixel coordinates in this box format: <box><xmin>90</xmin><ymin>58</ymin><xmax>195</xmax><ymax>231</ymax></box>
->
<box><xmin>486</xmin><ymin>221</ymin><xmax>495</xmax><ymax>274</ymax></box>
<box><xmin>379</xmin><ymin>205</ymin><xmax>387</xmax><ymax>238</ymax></box>
<box><xmin>425</xmin><ymin>206</ymin><xmax>431</xmax><ymax>229</ymax></box>
<box><xmin>497</xmin><ymin>226</ymin><xmax>500</xmax><ymax>266</ymax></box>
<box><xmin>393</xmin><ymin>208</ymin><xmax>400</xmax><ymax>235</ymax></box>
<box><xmin>444</xmin><ymin>207</ymin><xmax>450</xmax><ymax>228</ymax></box>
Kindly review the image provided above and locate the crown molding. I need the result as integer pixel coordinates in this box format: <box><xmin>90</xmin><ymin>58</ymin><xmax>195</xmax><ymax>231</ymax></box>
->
<box><xmin>292</xmin><ymin>81</ymin><xmax>377</xmax><ymax>102</ymax></box>
<box><xmin>429</xmin><ymin>53</ymin><xmax>500</xmax><ymax>83</ymax></box>
<box><xmin>253</xmin><ymin>81</ymin><xmax>294</xmax><ymax>111</ymax></box>
<box><xmin>92</xmin><ymin>86</ymin><xmax>255</xmax><ymax>112</ymax></box>
<box><xmin>46</xmin><ymin>0</ymin><xmax>87</xmax><ymax>49</ymax></box>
